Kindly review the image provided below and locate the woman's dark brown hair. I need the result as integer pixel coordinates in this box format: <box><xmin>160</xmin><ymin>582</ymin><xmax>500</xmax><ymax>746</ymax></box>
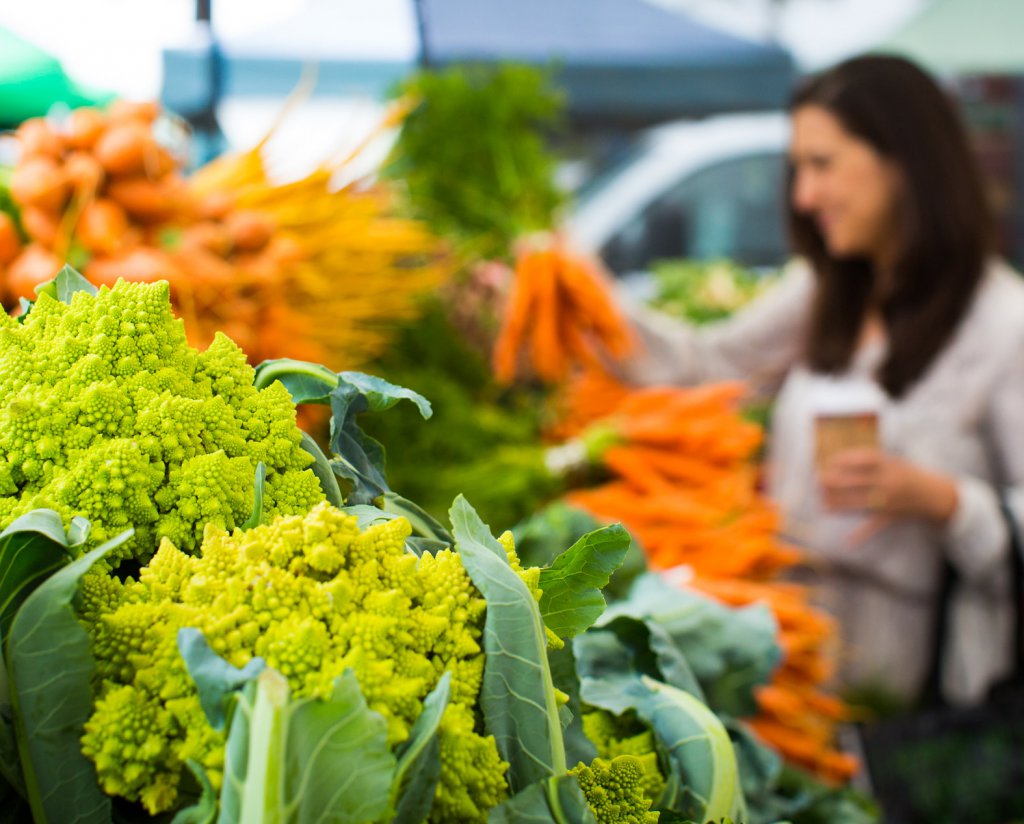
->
<box><xmin>789</xmin><ymin>54</ymin><xmax>994</xmax><ymax>397</ymax></box>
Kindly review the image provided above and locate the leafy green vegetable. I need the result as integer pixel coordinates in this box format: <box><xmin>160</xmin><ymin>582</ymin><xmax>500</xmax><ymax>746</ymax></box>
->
<box><xmin>169</xmin><ymin>761</ymin><xmax>218</xmax><ymax>824</ymax></box>
<box><xmin>0</xmin><ymin>510</ymin><xmax>88</xmax><ymax>641</ymax></box>
<box><xmin>241</xmin><ymin>463</ymin><xmax>267</xmax><ymax>531</ymax></box>
<box><xmin>450</xmin><ymin>495</ymin><xmax>565</xmax><ymax>791</ymax></box>
<box><xmin>218</xmin><ymin>669</ymin><xmax>396</xmax><ymax>824</ymax></box>
<box><xmin>648</xmin><ymin>260</ymin><xmax>776</xmax><ymax>325</ymax></box>
<box><xmin>177</xmin><ymin>629</ymin><xmax>266</xmax><ymax>733</ymax></box>
<box><xmin>6</xmin><ymin>531</ymin><xmax>132</xmax><ymax>824</ymax></box>
<box><xmin>605</xmin><ymin>575</ymin><xmax>780</xmax><ymax>718</ymax></box>
<box><xmin>34</xmin><ymin>264</ymin><xmax>98</xmax><ymax>303</ymax></box>
<box><xmin>538</xmin><ymin>525</ymin><xmax>630</xmax><ymax>639</ymax></box>
<box><xmin>390</xmin><ymin>672</ymin><xmax>450</xmax><ymax>822</ymax></box>
<box><xmin>386</xmin><ymin>64</ymin><xmax>566</xmax><ymax>261</ymax></box>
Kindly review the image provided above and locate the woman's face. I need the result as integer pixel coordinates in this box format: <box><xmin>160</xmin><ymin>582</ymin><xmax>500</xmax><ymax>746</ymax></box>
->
<box><xmin>789</xmin><ymin>104</ymin><xmax>903</xmax><ymax>263</ymax></box>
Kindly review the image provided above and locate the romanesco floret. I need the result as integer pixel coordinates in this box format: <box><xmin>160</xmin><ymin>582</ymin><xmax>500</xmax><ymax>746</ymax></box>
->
<box><xmin>0</xmin><ymin>280</ymin><xmax>325</xmax><ymax>565</ymax></box>
<box><xmin>80</xmin><ymin>502</ymin><xmax>509</xmax><ymax>820</ymax></box>
<box><xmin>570</xmin><ymin>756</ymin><xmax>660</xmax><ymax>824</ymax></box>
<box><xmin>583</xmin><ymin>708</ymin><xmax>667</xmax><ymax>804</ymax></box>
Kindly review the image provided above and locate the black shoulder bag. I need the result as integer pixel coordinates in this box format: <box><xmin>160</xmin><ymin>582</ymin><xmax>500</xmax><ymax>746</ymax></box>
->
<box><xmin>856</xmin><ymin>497</ymin><xmax>1024</xmax><ymax>824</ymax></box>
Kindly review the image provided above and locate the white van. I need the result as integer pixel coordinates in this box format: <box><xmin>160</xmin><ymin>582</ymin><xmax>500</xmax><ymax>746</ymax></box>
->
<box><xmin>567</xmin><ymin>112</ymin><xmax>791</xmax><ymax>276</ymax></box>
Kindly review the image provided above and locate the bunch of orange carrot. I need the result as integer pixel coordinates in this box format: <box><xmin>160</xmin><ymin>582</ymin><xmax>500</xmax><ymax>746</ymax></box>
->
<box><xmin>491</xmin><ymin>236</ymin><xmax>634</xmax><ymax>383</ymax></box>
<box><xmin>554</xmin><ymin>370</ymin><xmax>858</xmax><ymax>783</ymax></box>
<box><xmin>0</xmin><ymin>101</ymin><xmax>449</xmax><ymax>370</ymax></box>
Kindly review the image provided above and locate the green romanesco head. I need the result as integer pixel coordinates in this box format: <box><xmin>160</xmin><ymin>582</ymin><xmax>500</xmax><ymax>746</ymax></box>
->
<box><xmin>0</xmin><ymin>280</ymin><xmax>325</xmax><ymax>564</ymax></box>
<box><xmin>570</xmin><ymin>755</ymin><xmax>660</xmax><ymax>824</ymax></box>
<box><xmin>583</xmin><ymin>708</ymin><xmax>667</xmax><ymax>805</ymax></box>
<box><xmin>79</xmin><ymin>501</ymin><xmax>509</xmax><ymax>820</ymax></box>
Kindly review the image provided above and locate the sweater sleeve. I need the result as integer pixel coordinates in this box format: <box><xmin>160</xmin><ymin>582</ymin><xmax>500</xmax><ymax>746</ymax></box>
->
<box><xmin>944</xmin><ymin>333</ymin><xmax>1024</xmax><ymax>582</ymax></box>
<box><xmin>613</xmin><ymin>258</ymin><xmax>814</xmax><ymax>394</ymax></box>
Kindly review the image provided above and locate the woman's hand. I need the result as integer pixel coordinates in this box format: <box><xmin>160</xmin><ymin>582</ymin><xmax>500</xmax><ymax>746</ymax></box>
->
<box><xmin>819</xmin><ymin>447</ymin><xmax>959</xmax><ymax>541</ymax></box>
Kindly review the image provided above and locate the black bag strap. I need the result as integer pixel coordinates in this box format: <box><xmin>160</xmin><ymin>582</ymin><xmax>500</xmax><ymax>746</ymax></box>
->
<box><xmin>1001</xmin><ymin>495</ymin><xmax>1024</xmax><ymax>679</ymax></box>
<box><xmin>922</xmin><ymin>493</ymin><xmax>1024</xmax><ymax>706</ymax></box>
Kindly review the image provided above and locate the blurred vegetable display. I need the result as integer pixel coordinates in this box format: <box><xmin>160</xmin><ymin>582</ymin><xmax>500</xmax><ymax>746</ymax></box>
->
<box><xmin>648</xmin><ymin>259</ymin><xmax>777</xmax><ymax>325</ymax></box>
<box><xmin>0</xmin><ymin>100</ymin><xmax>450</xmax><ymax>369</ymax></box>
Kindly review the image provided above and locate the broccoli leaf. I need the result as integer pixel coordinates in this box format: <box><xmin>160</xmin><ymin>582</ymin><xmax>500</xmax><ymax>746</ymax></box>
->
<box><xmin>538</xmin><ymin>524</ymin><xmax>630</xmax><ymax>639</ymax></box>
<box><xmin>639</xmin><ymin>677</ymin><xmax>747</xmax><ymax>823</ymax></box>
<box><xmin>489</xmin><ymin>775</ymin><xmax>597</xmax><ymax>824</ymax></box>
<box><xmin>547</xmin><ymin>646</ymin><xmax>597</xmax><ymax>768</ymax></box>
<box><xmin>574</xmin><ymin>616</ymin><xmax>705</xmax><ymax>710</ymax></box>
<box><xmin>6</xmin><ymin>530</ymin><xmax>133</xmax><ymax>824</ymax></box>
<box><xmin>0</xmin><ymin>510</ymin><xmax>88</xmax><ymax>644</ymax></box>
<box><xmin>241</xmin><ymin>463</ymin><xmax>267</xmax><ymax>531</ymax></box>
<box><xmin>177</xmin><ymin>628</ymin><xmax>265</xmax><ymax>732</ymax></box>
<box><xmin>34</xmin><ymin>265</ymin><xmax>97</xmax><ymax>303</ymax></box>
<box><xmin>380</xmin><ymin>491</ymin><xmax>454</xmax><ymax>545</ymax></box>
<box><xmin>328</xmin><ymin>372</ymin><xmax>432</xmax><ymax>506</ymax></box>
<box><xmin>299</xmin><ymin>433</ymin><xmax>344</xmax><ymax>508</ymax></box>
<box><xmin>252</xmin><ymin>358</ymin><xmax>338</xmax><ymax>403</ymax></box>
<box><xmin>0</xmin><ymin>509</ymin><xmax>87</xmax><ymax>797</ymax></box>
<box><xmin>169</xmin><ymin>760</ymin><xmax>217</xmax><ymax>824</ymax></box>
<box><xmin>450</xmin><ymin>495</ymin><xmax>565</xmax><ymax>791</ymax></box>
<box><xmin>391</xmin><ymin>671</ymin><xmax>451</xmax><ymax>822</ymax></box>
<box><xmin>219</xmin><ymin>668</ymin><xmax>395</xmax><ymax>824</ymax></box>
<box><xmin>604</xmin><ymin>575</ymin><xmax>779</xmax><ymax>718</ymax></box>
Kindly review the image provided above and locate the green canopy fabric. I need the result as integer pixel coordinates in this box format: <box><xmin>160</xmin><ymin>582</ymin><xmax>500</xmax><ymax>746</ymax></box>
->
<box><xmin>878</xmin><ymin>0</ymin><xmax>1024</xmax><ymax>75</ymax></box>
<box><xmin>0</xmin><ymin>27</ymin><xmax>111</xmax><ymax>126</ymax></box>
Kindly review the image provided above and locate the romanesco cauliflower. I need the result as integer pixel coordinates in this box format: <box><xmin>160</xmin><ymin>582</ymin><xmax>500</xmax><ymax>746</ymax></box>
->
<box><xmin>583</xmin><ymin>708</ymin><xmax>667</xmax><ymax>803</ymax></box>
<box><xmin>0</xmin><ymin>280</ymin><xmax>325</xmax><ymax>564</ymax></box>
<box><xmin>80</xmin><ymin>501</ymin><xmax>509</xmax><ymax>820</ymax></box>
<box><xmin>570</xmin><ymin>755</ymin><xmax>660</xmax><ymax>824</ymax></box>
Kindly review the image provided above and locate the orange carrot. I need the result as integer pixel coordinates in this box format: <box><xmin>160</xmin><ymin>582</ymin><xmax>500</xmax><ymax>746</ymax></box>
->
<box><xmin>0</xmin><ymin>214</ymin><xmax>21</xmax><ymax>267</ymax></box>
<box><xmin>9</xmin><ymin>157</ymin><xmax>69</xmax><ymax>212</ymax></box>
<box><xmin>76</xmin><ymin>199</ymin><xmax>130</xmax><ymax>255</ymax></box>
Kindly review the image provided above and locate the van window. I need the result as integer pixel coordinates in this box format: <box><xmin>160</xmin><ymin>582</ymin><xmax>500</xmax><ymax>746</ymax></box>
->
<box><xmin>600</xmin><ymin>152</ymin><xmax>788</xmax><ymax>274</ymax></box>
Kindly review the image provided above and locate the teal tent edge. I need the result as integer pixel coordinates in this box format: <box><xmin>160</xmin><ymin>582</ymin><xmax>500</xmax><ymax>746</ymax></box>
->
<box><xmin>0</xmin><ymin>26</ymin><xmax>113</xmax><ymax>127</ymax></box>
<box><xmin>876</xmin><ymin>0</ymin><xmax>1024</xmax><ymax>76</ymax></box>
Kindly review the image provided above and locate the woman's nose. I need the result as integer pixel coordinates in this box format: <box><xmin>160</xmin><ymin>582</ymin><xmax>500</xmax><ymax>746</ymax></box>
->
<box><xmin>791</xmin><ymin>172</ymin><xmax>819</xmax><ymax>214</ymax></box>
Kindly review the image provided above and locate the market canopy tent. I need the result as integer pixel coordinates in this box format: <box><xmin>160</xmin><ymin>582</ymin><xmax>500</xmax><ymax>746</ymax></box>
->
<box><xmin>0</xmin><ymin>27</ymin><xmax>110</xmax><ymax>127</ymax></box>
<box><xmin>418</xmin><ymin>0</ymin><xmax>795</xmax><ymax>123</ymax></box>
<box><xmin>161</xmin><ymin>0</ymin><xmax>795</xmax><ymax>126</ymax></box>
<box><xmin>877</xmin><ymin>0</ymin><xmax>1024</xmax><ymax>75</ymax></box>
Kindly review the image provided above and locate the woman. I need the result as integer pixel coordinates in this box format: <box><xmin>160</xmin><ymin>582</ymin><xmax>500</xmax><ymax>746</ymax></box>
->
<box><xmin>619</xmin><ymin>54</ymin><xmax>1024</xmax><ymax>706</ymax></box>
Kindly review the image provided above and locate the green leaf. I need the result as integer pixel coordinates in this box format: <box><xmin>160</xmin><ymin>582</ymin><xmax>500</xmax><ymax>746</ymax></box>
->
<box><xmin>449</xmin><ymin>496</ymin><xmax>565</xmax><ymax>791</ymax></box>
<box><xmin>639</xmin><ymin>677</ymin><xmax>747</xmax><ymax>823</ymax></box>
<box><xmin>7</xmin><ymin>530</ymin><xmax>133</xmax><ymax>824</ymax></box>
<box><xmin>547</xmin><ymin>646</ymin><xmax>597</xmax><ymax>768</ymax></box>
<box><xmin>488</xmin><ymin>775</ymin><xmax>597</xmax><ymax>824</ymax></box>
<box><xmin>538</xmin><ymin>525</ymin><xmax>630</xmax><ymax>640</ymax></box>
<box><xmin>177</xmin><ymin>628</ymin><xmax>265</xmax><ymax>732</ymax></box>
<box><xmin>489</xmin><ymin>779</ymin><xmax>556</xmax><ymax>824</ymax></box>
<box><xmin>252</xmin><ymin>358</ymin><xmax>338</xmax><ymax>403</ymax></box>
<box><xmin>573</xmin><ymin>616</ymin><xmax>705</xmax><ymax>711</ymax></box>
<box><xmin>391</xmin><ymin>672</ymin><xmax>451</xmax><ymax>822</ymax></box>
<box><xmin>300</xmin><ymin>432</ymin><xmax>344</xmax><ymax>508</ymax></box>
<box><xmin>169</xmin><ymin>760</ymin><xmax>218</xmax><ymax>824</ymax></box>
<box><xmin>0</xmin><ymin>510</ymin><xmax>91</xmax><ymax>796</ymax></box>
<box><xmin>219</xmin><ymin>668</ymin><xmax>396</xmax><ymax>824</ymax></box>
<box><xmin>241</xmin><ymin>463</ymin><xmax>267</xmax><ymax>531</ymax></box>
<box><xmin>380</xmin><ymin>491</ymin><xmax>453</xmax><ymax>544</ymax></box>
<box><xmin>606</xmin><ymin>575</ymin><xmax>779</xmax><ymax>717</ymax></box>
<box><xmin>337</xmin><ymin>372</ymin><xmax>432</xmax><ymax>420</ymax></box>
<box><xmin>328</xmin><ymin>372</ymin><xmax>432</xmax><ymax>506</ymax></box>
<box><xmin>34</xmin><ymin>265</ymin><xmax>97</xmax><ymax>303</ymax></box>
<box><xmin>0</xmin><ymin>510</ymin><xmax>87</xmax><ymax>646</ymax></box>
